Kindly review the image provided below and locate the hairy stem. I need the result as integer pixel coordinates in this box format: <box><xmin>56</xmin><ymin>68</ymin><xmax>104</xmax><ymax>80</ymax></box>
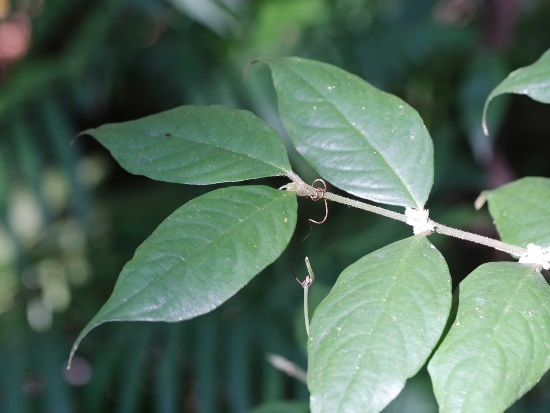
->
<box><xmin>432</xmin><ymin>223</ymin><xmax>525</xmax><ymax>257</ymax></box>
<box><xmin>285</xmin><ymin>173</ymin><xmax>526</xmax><ymax>258</ymax></box>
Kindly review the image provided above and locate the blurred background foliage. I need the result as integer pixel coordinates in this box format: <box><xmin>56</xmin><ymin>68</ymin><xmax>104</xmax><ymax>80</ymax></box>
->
<box><xmin>1</xmin><ymin>0</ymin><xmax>550</xmax><ymax>411</ymax></box>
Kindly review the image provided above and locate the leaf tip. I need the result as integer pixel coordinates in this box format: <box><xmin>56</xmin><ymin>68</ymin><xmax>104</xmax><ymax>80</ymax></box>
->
<box><xmin>67</xmin><ymin>318</ymin><xmax>102</xmax><ymax>370</ymax></box>
<box><xmin>71</xmin><ymin>128</ymin><xmax>94</xmax><ymax>146</ymax></box>
<box><xmin>243</xmin><ymin>58</ymin><xmax>271</xmax><ymax>81</ymax></box>
<box><xmin>67</xmin><ymin>342</ymin><xmax>79</xmax><ymax>370</ymax></box>
<box><xmin>474</xmin><ymin>191</ymin><xmax>488</xmax><ymax>210</ymax></box>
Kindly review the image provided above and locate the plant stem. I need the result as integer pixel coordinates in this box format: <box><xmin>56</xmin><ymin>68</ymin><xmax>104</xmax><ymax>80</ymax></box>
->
<box><xmin>323</xmin><ymin>191</ymin><xmax>408</xmax><ymax>224</ymax></box>
<box><xmin>432</xmin><ymin>223</ymin><xmax>525</xmax><ymax>257</ymax></box>
<box><xmin>285</xmin><ymin>173</ymin><xmax>526</xmax><ymax>258</ymax></box>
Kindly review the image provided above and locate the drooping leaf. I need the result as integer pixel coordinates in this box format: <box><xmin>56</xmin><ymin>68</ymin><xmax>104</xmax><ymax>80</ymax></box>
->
<box><xmin>69</xmin><ymin>185</ymin><xmax>297</xmax><ymax>364</ymax></box>
<box><xmin>428</xmin><ymin>262</ymin><xmax>550</xmax><ymax>413</ymax></box>
<box><xmin>79</xmin><ymin>105</ymin><xmax>292</xmax><ymax>184</ymax></box>
<box><xmin>483</xmin><ymin>48</ymin><xmax>550</xmax><ymax>135</ymax></box>
<box><xmin>308</xmin><ymin>236</ymin><xmax>451</xmax><ymax>413</ymax></box>
<box><xmin>486</xmin><ymin>177</ymin><xmax>550</xmax><ymax>247</ymax></box>
<box><xmin>262</xmin><ymin>57</ymin><xmax>434</xmax><ymax>209</ymax></box>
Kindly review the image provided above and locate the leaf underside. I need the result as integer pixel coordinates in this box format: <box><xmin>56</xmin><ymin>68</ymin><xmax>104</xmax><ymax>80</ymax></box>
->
<box><xmin>308</xmin><ymin>236</ymin><xmax>451</xmax><ymax>413</ymax></box>
<box><xmin>80</xmin><ymin>105</ymin><xmax>292</xmax><ymax>184</ymax></box>
<box><xmin>69</xmin><ymin>185</ymin><xmax>297</xmax><ymax>364</ymax></box>
<box><xmin>428</xmin><ymin>262</ymin><xmax>550</xmax><ymax>413</ymax></box>
<box><xmin>263</xmin><ymin>56</ymin><xmax>434</xmax><ymax>209</ymax></box>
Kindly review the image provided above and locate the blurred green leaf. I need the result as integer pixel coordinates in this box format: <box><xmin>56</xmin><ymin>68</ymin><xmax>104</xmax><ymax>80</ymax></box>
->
<box><xmin>193</xmin><ymin>314</ymin><xmax>220</xmax><ymax>413</ymax></box>
<box><xmin>70</xmin><ymin>185</ymin><xmax>297</xmax><ymax>363</ymax></box>
<box><xmin>263</xmin><ymin>57</ymin><xmax>434</xmax><ymax>209</ymax></box>
<box><xmin>80</xmin><ymin>105</ymin><xmax>292</xmax><ymax>184</ymax></box>
<box><xmin>428</xmin><ymin>262</ymin><xmax>550</xmax><ymax>413</ymax></box>
<box><xmin>0</xmin><ymin>343</ymin><xmax>28</xmax><ymax>413</ymax></box>
<box><xmin>250</xmin><ymin>400</ymin><xmax>310</xmax><ymax>413</ymax></box>
<box><xmin>36</xmin><ymin>334</ymin><xmax>73</xmax><ymax>413</ymax></box>
<box><xmin>85</xmin><ymin>324</ymin><xmax>139</xmax><ymax>413</ymax></box>
<box><xmin>459</xmin><ymin>57</ymin><xmax>508</xmax><ymax>162</ymax></box>
<box><xmin>167</xmin><ymin>0</ymin><xmax>238</xmax><ymax>37</ymax></box>
<box><xmin>118</xmin><ymin>326</ymin><xmax>152</xmax><ymax>413</ymax></box>
<box><xmin>249</xmin><ymin>0</ymin><xmax>329</xmax><ymax>54</ymax></box>
<box><xmin>483</xmin><ymin>48</ymin><xmax>550</xmax><ymax>135</ymax></box>
<box><xmin>154</xmin><ymin>325</ymin><xmax>186</xmax><ymax>413</ymax></box>
<box><xmin>0</xmin><ymin>62</ymin><xmax>67</xmax><ymax>118</ymax></box>
<box><xmin>42</xmin><ymin>99</ymin><xmax>89</xmax><ymax>221</ymax></box>
<box><xmin>486</xmin><ymin>177</ymin><xmax>550</xmax><ymax>247</ymax></box>
<box><xmin>227</xmin><ymin>321</ymin><xmax>253</xmax><ymax>412</ymax></box>
<box><xmin>308</xmin><ymin>236</ymin><xmax>451</xmax><ymax>413</ymax></box>
<box><xmin>0</xmin><ymin>140</ymin><xmax>8</xmax><ymax>216</ymax></box>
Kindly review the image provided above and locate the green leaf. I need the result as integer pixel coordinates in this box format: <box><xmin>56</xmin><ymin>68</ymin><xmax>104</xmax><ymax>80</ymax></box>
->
<box><xmin>483</xmin><ymin>48</ymin><xmax>550</xmax><ymax>135</ymax></box>
<box><xmin>428</xmin><ymin>262</ymin><xmax>550</xmax><ymax>413</ymax></box>
<box><xmin>79</xmin><ymin>105</ymin><xmax>292</xmax><ymax>184</ymax></box>
<box><xmin>262</xmin><ymin>57</ymin><xmax>434</xmax><ymax>209</ymax></box>
<box><xmin>69</xmin><ymin>185</ymin><xmax>297</xmax><ymax>364</ymax></box>
<box><xmin>308</xmin><ymin>236</ymin><xmax>451</xmax><ymax>413</ymax></box>
<box><xmin>486</xmin><ymin>177</ymin><xmax>550</xmax><ymax>247</ymax></box>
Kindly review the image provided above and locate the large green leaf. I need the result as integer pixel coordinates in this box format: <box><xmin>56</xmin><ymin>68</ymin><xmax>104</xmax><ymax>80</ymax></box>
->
<box><xmin>307</xmin><ymin>236</ymin><xmax>451</xmax><ymax>413</ymax></box>
<box><xmin>69</xmin><ymin>185</ymin><xmax>297</xmax><ymax>363</ymax></box>
<box><xmin>483</xmin><ymin>48</ymin><xmax>550</xmax><ymax>134</ymax></box>
<box><xmin>486</xmin><ymin>177</ymin><xmax>550</xmax><ymax>247</ymax></box>
<box><xmin>262</xmin><ymin>57</ymin><xmax>434</xmax><ymax>209</ymax></box>
<box><xmin>79</xmin><ymin>105</ymin><xmax>292</xmax><ymax>184</ymax></box>
<box><xmin>428</xmin><ymin>262</ymin><xmax>550</xmax><ymax>413</ymax></box>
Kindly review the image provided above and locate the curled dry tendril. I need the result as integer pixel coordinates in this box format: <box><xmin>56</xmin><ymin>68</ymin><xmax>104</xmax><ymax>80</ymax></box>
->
<box><xmin>308</xmin><ymin>179</ymin><xmax>328</xmax><ymax>224</ymax></box>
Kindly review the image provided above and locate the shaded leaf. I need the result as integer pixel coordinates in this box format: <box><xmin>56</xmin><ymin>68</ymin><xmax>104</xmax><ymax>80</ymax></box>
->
<box><xmin>69</xmin><ymin>185</ymin><xmax>297</xmax><ymax>363</ymax></box>
<box><xmin>483</xmin><ymin>48</ymin><xmax>550</xmax><ymax>135</ymax></box>
<box><xmin>428</xmin><ymin>262</ymin><xmax>550</xmax><ymax>413</ymax></box>
<box><xmin>486</xmin><ymin>177</ymin><xmax>550</xmax><ymax>247</ymax></box>
<box><xmin>308</xmin><ymin>236</ymin><xmax>451</xmax><ymax>413</ymax></box>
<box><xmin>80</xmin><ymin>105</ymin><xmax>292</xmax><ymax>184</ymax></box>
<box><xmin>262</xmin><ymin>57</ymin><xmax>433</xmax><ymax>209</ymax></box>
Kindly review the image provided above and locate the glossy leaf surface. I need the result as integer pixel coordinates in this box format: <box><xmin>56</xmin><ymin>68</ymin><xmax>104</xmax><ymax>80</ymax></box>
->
<box><xmin>483</xmin><ymin>48</ymin><xmax>550</xmax><ymax>134</ymax></box>
<box><xmin>428</xmin><ymin>262</ymin><xmax>550</xmax><ymax>413</ymax></box>
<box><xmin>263</xmin><ymin>57</ymin><xmax>433</xmax><ymax>209</ymax></box>
<box><xmin>308</xmin><ymin>236</ymin><xmax>451</xmax><ymax>413</ymax></box>
<box><xmin>80</xmin><ymin>105</ymin><xmax>292</xmax><ymax>184</ymax></box>
<box><xmin>486</xmin><ymin>177</ymin><xmax>550</xmax><ymax>247</ymax></box>
<box><xmin>70</xmin><ymin>186</ymin><xmax>297</xmax><ymax>363</ymax></box>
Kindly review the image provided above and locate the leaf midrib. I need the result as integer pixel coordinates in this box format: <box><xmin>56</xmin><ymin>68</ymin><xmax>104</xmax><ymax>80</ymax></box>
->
<box><xmin>457</xmin><ymin>265</ymin><xmax>536</xmax><ymax>412</ymax></box>
<box><xmin>282</xmin><ymin>62</ymin><xmax>420</xmax><ymax>208</ymax></box>
<box><xmin>311</xmin><ymin>238</ymin><xmax>428</xmax><ymax>411</ymax></box>
<box><xmin>100</xmin><ymin>124</ymin><xmax>291</xmax><ymax>176</ymax></box>
<box><xmin>97</xmin><ymin>188</ymin><xmax>292</xmax><ymax>321</ymax></box>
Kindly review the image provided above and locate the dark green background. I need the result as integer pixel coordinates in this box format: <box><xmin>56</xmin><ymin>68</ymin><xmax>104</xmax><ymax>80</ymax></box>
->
<box><xmin>1</xmin><ymin>0</ymin><xmax>549</xmax><ymax>411</ymax></box>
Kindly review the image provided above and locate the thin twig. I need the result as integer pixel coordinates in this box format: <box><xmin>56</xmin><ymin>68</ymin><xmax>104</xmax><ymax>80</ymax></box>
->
<box><xmin>266</xmin><ymin>353</ymin><xmax>308</xmax><ymax>383</ymax></box>
<box><xmin>284</xmin><ymin>173</ymin><xmax>526</xmax><ymax>258</ymax></box>
<box><xmin>296</xmin><ymin>257</ymin><xmax>314</xmax><ymax>336</ymax></box>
